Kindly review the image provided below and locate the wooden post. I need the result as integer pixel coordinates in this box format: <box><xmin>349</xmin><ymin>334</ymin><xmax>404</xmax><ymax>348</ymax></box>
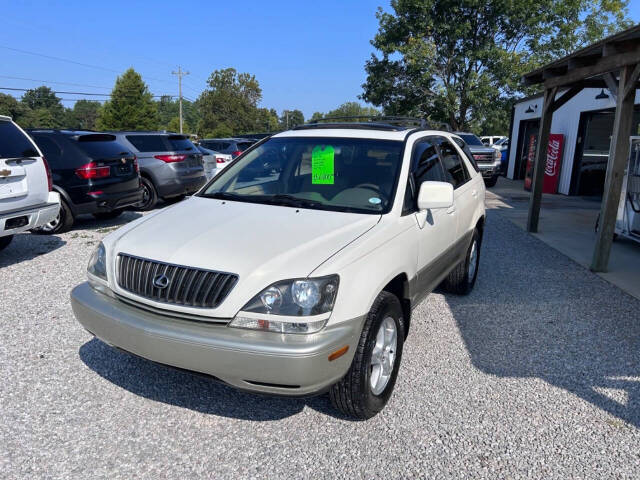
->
<box><xmin>527</xmin><ymin>87</ymin><xmax>557</xmax><ymax>232</ymax></box>
<box><xmin>591</xmin><ymin>64</ymin><xmax>638</xmax><ymax>272</ymax></box>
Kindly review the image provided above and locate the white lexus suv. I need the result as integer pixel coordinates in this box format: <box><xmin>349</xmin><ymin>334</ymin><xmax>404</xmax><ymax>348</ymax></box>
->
<box><xmin>0</xmin><ymin>116</ymin><xmax>60</xmax><ymax>251</ymax></box>
<box><xmin>71</xmin><ymin>121</ymin><xmax>486</xmax><ymax>419</ymax></box>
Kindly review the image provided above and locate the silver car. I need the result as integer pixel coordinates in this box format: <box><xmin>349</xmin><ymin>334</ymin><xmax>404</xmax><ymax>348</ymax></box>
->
<box><xmin>111</xmin><ymin>132</ymin><xmax>206</xmax><ymax>210</ymax></box>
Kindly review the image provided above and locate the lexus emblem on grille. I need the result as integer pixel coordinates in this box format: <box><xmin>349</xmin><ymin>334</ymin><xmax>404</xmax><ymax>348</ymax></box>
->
<box><xmin>153</xmin><ymin>273</ymin><xmax>170</xmax><ymax>289</ymax></box>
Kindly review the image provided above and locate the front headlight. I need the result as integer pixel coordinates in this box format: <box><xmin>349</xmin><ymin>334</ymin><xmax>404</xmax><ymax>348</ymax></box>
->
<box><xmin>229</xmin><ymin>275</ymin><xmax>339</xmax><ymax>334</ymax></box>
<box><xmin>87</xmin><ymin>242</ymin><xmax>107</xmax><ymax>285</ymax></box>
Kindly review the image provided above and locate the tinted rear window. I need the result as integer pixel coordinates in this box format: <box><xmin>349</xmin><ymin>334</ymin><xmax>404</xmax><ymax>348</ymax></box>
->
<box><xmin>126</xmin><ymin>134</ymin><xmax>194</xmax><ymax>152</ymax></box>
<box><xmin>457</xmin><ymin>134</ymin><xmax>484</xmax><ymax>146</ymax></box>
<box><xmin>75</xmin><ymin>135</ymin><xmax>131</xmax><ymax>158</ymax></box>
<box><xmin>0</xmin><ymin>121</ymin><xmax>39</xmax><ymax>158</ymax></box>
<box><xmin>236</xmin><ymin>141</ymin><xmax>254</xmax><ymax>151</ymax></box>
<box><xmin>167</xmin><ymin>135</ymin><xmax>195</xmax><ymax>151</ymax></box>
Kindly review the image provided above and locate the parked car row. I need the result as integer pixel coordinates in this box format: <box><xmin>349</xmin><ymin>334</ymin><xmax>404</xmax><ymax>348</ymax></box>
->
<box><xmin>455</xmin><ymin>132</ymin><xmax>503</xmax><ymax>187</ymax></box>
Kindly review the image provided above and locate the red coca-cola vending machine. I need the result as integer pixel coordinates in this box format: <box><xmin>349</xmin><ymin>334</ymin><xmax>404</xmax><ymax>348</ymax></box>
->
<box><xmin>524</xmin><ymin>134</ymin><xmax>564</xmax><ymax>193</ymax></box>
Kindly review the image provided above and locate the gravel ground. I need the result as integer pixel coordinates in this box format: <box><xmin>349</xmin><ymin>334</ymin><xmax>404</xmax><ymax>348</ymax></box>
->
<box><xmin>1</xmin><ymin>207</ymin><xmax>640</xmax><ymax>479</ymax></box>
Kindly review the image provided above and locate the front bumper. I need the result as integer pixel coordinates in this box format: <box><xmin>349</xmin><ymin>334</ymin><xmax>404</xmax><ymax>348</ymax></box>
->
<box><xmin>71</xmin><ymin>283</ymin><xmax>363</xmax><ymax>396</ymax></box>
<box><xmin>478</xmin><ymin>161</ymin><xmax>502</xmax><ymax>178</ymax></box>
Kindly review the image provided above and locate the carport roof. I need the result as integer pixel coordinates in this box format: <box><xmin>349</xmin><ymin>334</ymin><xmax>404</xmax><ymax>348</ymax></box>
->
<box><xmin>522</xmin><ymin>23</ymin><xmax>640</xmax><ymax>89</ymax></box>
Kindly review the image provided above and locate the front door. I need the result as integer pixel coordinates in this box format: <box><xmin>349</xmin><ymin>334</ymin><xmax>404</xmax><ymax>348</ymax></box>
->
<box><xmin>409</xmin><ymin>137</ymin><xmax>457</xmax><ymax>302</ymax></box>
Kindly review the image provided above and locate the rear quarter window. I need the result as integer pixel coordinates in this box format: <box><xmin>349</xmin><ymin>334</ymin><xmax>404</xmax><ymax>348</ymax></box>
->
<box><xmin>32</xmin><ymin>135</ymin><xmax>63</xmax><ymax>166</ymax></box>
<box><xmin>167</xmin><ymin>135</ymin><xmax>195</xmax><ymax>151</ymax></box>
<box><xmin>0</xmin><ymin>121</ymin><xmax>39</xmax><ymax>158</ymax></box>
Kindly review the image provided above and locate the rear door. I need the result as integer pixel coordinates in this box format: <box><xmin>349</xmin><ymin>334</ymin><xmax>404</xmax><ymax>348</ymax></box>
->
<box><xmin>437</xmin><ymin>136</ymin><xmax>477</xmax><ymax>244</ymax></box>
<box><xmin>0</xmin><ymin>119</ymin><xmax>49</xmax><ymax>211</ymax></box>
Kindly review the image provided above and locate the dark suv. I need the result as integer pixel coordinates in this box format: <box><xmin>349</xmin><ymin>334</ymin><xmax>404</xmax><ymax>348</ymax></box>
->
<box><xmin>198</xmin><ymin>138</ymin><xmax>256</xmax><ymax>158</ymax></box>
<box><xmin>28</xmin><ymin>130</ymin><xmax>143</xmax><ymax>233</ymax></box>
<box><xmin>112</xmin><ymin>132</ymin><xmax>206</xmax><ymax>210</ymax></box>
<box><xmin>453</xmin><ymin>132</ymin><xmax>502</xmax><ymax>187</ymax></box>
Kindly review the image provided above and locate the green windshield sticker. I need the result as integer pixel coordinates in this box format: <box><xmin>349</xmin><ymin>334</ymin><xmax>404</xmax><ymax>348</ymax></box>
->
<box><xmin>311</xmin><ymin>145</ymin><xmax>335</xmax><ymax>184</ymax></box>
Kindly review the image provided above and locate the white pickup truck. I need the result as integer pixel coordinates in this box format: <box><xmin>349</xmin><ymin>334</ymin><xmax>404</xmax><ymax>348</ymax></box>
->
<box><xmin>0</xmin><ymin>116</ymin><xmax>60</xmax><ymax>251</ymax></box>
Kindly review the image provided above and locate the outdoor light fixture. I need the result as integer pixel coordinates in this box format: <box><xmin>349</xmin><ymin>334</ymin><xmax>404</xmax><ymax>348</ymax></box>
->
<box><xmin>525</xmin><ymin>105</ymin><xmax>535</xmax><ymax>113</ymax></box>
<box><xmin>595</xmin><ymin>89</ymin><xmax>609</xmax><ymax>100</ymax></box>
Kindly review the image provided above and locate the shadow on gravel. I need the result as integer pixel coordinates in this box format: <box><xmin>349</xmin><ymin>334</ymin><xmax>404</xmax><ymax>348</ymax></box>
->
<box><xmin>449</xmin><ymin>213</ymin><xmax>640</xmax><ymax>428</ymax></box>
<box><xmin>0</xmin><ymin>233</ymin><xmax>65</xmax><ymax>267</ymax></box>
<box><xmin>74</xmin><ymin>210</ymin><xmax>144</xmax><ymax>233</ymax></box>
<box><xmin>79</xmin><ymin>338</ymin><xmax>343</xmax><ymax>421</ymax></box>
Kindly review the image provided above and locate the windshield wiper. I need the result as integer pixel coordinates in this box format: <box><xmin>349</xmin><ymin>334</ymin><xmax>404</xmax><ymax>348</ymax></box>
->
<box><xmin>201</xmin><ymin>191</ymin><xmax>244</xmax><ymax>201</ymax></box>
<box><xmin>265</xmin><ymin>194</ymin><xmax>324</xmax><ymax>209</ymax></box>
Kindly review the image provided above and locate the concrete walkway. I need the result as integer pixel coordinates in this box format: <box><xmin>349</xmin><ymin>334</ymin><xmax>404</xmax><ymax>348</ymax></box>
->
<box><xmin>486</xmin><ymin>177</ymin><xmax>640</xmax><ymax>300</ymax></box>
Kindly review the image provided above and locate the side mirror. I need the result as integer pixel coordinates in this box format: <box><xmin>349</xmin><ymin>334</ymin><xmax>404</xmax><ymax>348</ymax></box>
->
<box><xmin>417</xmin><ymin>181</ymin><xmax>454</xmax><ymax>210</ymax></box>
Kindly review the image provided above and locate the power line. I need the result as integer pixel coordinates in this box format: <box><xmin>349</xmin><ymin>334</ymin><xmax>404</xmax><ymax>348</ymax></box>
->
<box><xmin>0</xmin><ymin>45</ymin><xmax>121</xmax><ymax>73</ymax></box>
<box><xmin>0</xmin><ymin>86</ymin><xmax>174</xmax><ymax>98</ymax></box>
<box><xmin>0</xmin><ymin>75</ymin><xmax>111</xmax><ymax>90</ymax></box>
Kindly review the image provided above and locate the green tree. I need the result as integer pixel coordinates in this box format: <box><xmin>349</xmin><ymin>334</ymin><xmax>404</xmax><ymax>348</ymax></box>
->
<box><xmin>362</xmin><ymin>0</ymin><xmax>632</xmax><ymax>132</ymax></box>
<box><xmin>167</xmin><ymin>116</ymin><xmax>190</xmax><ymax>133</ymax></box>
<box><xmin>157</xmin><ymin>96</ymin><xmax>199</xmax><ymax>132</ymax></box>
<box><xmin>256</xmin><ymin>108</ymin><xmax>280</xmax><ymax>132</ymax></box>
<box><xmin>310</xmin><ymin>102</ymin><xmax>379</xmax><ymax>122</ymax></box>
<box><xmin>17</xmin><ymin>86</ymin><xmax>65</xmax><ymax>128</ymax></box>
<box><xmin>197</xmin><ymin>68</ymin><xmax>262</xmax><ymax>136</ymax></box>
<box><xmin>97</xmin><ymin>68</ymin><xmax>160</xmax><ymax>130</ymax></box>
<box><xmin>0</xmin><ymin>93</ymin><xmax>30</xmax><ymax>125</ymax></box>
<box><xmin>279</xmin><ymin>109</ymin><xmax>305</xmax><ymax>129</ymax></box>
<box><xmin>66</xmin><ymin>100</ymin><xmax>101</xmax><ymax>130</ymax></box>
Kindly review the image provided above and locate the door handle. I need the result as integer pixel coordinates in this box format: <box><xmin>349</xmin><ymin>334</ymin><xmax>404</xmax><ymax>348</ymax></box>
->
<box><xmin>471</xmin><ymin>189</ymin><xmax>478</xmax><ymax>198</ymax></box>
<box><xmin>446</xmin><ymin>206</ymin><xmax>456</xmax><ymax>214</ymax></box>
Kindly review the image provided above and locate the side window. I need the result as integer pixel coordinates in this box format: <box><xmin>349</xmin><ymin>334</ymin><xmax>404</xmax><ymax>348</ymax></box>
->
<box><xmin>403</xmin><ymin>138</ymin><xmax>446</xmax><ymax>214</ymax></box>
<box><xmin>439</xmin><ymin>139</ymin><xmax>470</xmax><ymax>188</ymax></box>
<box><xmin>452</xmin><ymin>136</ymin><xmax>479</xmax><ymax>172</ymax></box>
<box><xmin>33</xmin><ymin>136</ymin><xmax>63</xmax><ymax>166</ymax></box>
<box><xmin>413</xmin><ymin>139</ymin><xmax>445</xmax><ymax>184</ymax></box>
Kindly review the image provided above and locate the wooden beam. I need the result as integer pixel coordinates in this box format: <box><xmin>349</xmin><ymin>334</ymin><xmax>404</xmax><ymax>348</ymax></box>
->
<box><xmin>543</xmin><ymin>48</ymin><xmax>640</xmax><ymax>89</ymax></box>
<box><xmin>591</xmin><ymin>65</ymin><xmax>637</xmax><ymax>272</ymax></box>
<box><xmin>549</xmin><ymin>85</ymin><xmax>583</xmax><ymax>113</ymax></box>
<box><xmin>622</xmin><ymin>62</ymin><xmax>640</xmax><ymax>99</ymax></box>
<box><xmin>603</xmin><ymin>72</ymin><xmax>619</xmax><ymax>99</ymax></box>
<box><xmin>527</xmin><ymin>87</ymin><xmax>557</xmax><ymax>233</ymax></box>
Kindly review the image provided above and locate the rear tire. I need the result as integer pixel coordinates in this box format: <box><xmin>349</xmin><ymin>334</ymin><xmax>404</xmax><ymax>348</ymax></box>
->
<box><xmin>136</xmin><ymin>177</ymin><xmax>158</xmax><ymax>211</ymax></box>
<box><xmin>0</xmin><ymin>235</ymin><xmax>13</xmax><ymax>251</ymax></box>
<box><xmin>442</xmin><ymin>229</ymin><xmax>480</xmax><ymax>295</ymax></box>
<box><xmin>329</xmin><ymin>291</ymin><xmax>405</xmax><ymax>420</ymax></box>
<box><xmin>92</xmin><ymin>209</ymin><xmax>123</xmax><ymax>220</ymax></box>
<box><xmin>32</xmin><ymin>199</ymin><xmax>74</xmax><ymax>235</ymax></box>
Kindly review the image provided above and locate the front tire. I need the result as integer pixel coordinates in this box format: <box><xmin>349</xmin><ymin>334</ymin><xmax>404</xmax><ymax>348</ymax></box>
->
<box><xmin>32</xmin><ymin>199</ymin><xmax>74</xmax><ymax>235</ymax></box>
<box><xmin>484</xmin><ymin>176</ymin><xmax>498</xmax><ymax>188</ymax></box>
<box><xmin>329</xmin><ymin>291</ymin><xmax>405</xmax><ymax>420</ymax></box>
<box><xmin>0</xmin><ymin>235</ymin><xmax>13</xmax><ymax>251</ymax></box>
<box><xmin>443</xmin><ymin>229</ymin><xmax>480</xmax><ymax>295</ymax></box>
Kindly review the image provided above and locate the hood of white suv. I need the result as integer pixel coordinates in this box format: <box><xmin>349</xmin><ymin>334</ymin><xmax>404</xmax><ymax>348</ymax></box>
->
<box><xmin>111</xmin><ymin>196</ymin><xmax>379</xmax><ymax>317</ymax></box>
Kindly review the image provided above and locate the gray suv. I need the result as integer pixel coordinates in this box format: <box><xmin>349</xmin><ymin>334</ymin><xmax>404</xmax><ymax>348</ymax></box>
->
<box><xmin>112</xmin><ymin>132</ymin><xmax>206</xmax><ymax>210</ymax></box>
<box><xmin>198</xmin><ymin>138</ymin><xmax>256</xmax><ymax>159</ymax></box>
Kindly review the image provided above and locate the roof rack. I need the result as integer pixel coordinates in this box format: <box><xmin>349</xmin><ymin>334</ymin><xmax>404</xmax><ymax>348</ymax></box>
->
<box><xmin>306</xmin><ymin>115</ymin><xmax>430</xmax><ymax>128</ymax></box>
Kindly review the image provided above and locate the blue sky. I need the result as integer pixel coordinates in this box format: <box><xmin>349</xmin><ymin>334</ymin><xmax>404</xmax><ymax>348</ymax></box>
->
<box><xmin>1</xmin><ymin>0</ymin><xmax>639</xmax><ymax>118</ymax></box>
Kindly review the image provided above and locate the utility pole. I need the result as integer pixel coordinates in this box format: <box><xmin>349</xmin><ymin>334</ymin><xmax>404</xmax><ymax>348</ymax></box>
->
<box><xmin>171</xmin><ymin>66</ymin><xmax>189</xmax><ymax>133</ymax></box>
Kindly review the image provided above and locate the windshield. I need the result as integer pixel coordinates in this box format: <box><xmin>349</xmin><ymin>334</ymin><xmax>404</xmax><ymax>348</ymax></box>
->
<box><xmin>201</xmin><ymin>137</ymin><xmax>404</xmax><ymax>214</ymax></box>
<box><xmin>457</xmin><ymin>134</ymin><xmax>484</xmax><ymax>147</ymax></box>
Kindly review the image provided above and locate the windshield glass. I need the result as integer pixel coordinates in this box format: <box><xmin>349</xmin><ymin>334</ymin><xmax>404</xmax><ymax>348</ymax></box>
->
<box><xmin>201</xmin><ymin>137</ymin><xmax>404</xmax><ymax>214</ymax></box>
<box><xmin>458</xmin><ymin>134</ymin><xmax>484</xmax><ymax>147</ymax></box>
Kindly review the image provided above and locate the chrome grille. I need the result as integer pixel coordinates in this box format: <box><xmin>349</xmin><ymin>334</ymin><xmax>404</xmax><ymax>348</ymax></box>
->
<box><xmin>116</xmin><ymin>254</ymin><xmax>238</xmax><ymax>309</ymax></box>
<box><xmin>473</xmin><ymin>153</ymin><xmax>494</xmax><ymax>163</ymax></box>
